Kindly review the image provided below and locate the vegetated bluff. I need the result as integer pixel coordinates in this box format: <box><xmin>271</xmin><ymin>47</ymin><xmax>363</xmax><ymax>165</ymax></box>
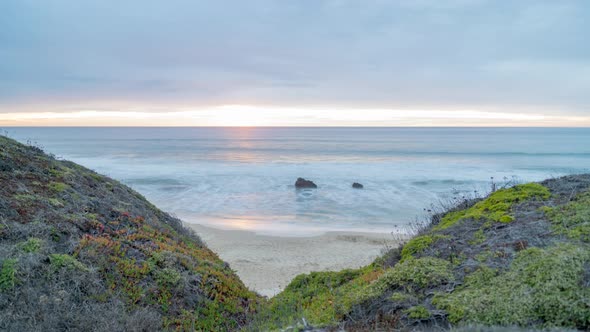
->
<box><xmin>253</xmin><ymin>176</ymin><xmax>590</xmax><ymax>331</ymax></box>
<box><xmin>0</xmin><ymin>136</ymin><xmax>261</xmax><ymax>331</ymax></box>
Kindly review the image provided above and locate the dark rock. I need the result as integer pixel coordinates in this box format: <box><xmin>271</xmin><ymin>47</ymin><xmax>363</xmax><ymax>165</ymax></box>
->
<box><xmin>295</xmin><ymin>177</ymin><xmax>317</xmax><ymax>189</ymax></box>
<box><xmin>352</xmin><ymin>182</ymin><xmax>364</xmax><ymax>189</ymax></box>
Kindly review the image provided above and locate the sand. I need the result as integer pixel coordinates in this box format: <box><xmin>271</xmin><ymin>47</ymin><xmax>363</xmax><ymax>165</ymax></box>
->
<box><xmin>186</xmin><ymin>223</ymin><xmax>403</xmax><ymax>297</ymax></box>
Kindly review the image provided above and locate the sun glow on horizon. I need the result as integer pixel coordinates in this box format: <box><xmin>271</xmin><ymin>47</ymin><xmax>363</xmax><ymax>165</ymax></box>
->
<box><xmin>1</xmin><ymin>105</ymin><xmax>589</xmax><ymax>127</ymax></box>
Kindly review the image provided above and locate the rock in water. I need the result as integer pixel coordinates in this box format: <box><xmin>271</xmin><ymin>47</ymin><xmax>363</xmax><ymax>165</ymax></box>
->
<box><xmin>295</xmin><ymin>177</ymin><xmax>317</xmax><ymax>188</ymax></box>
<box><xmin>352</xmin><ymin>182</ymin><xmax>364</xmax><ymax>189</ymax></box>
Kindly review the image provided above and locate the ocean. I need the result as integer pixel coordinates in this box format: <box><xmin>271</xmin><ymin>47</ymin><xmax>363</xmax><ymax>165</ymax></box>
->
<box><xmin>4</xmin><ymin>127</ymin><xmax>590</xmax><ymax>236</ymax></box>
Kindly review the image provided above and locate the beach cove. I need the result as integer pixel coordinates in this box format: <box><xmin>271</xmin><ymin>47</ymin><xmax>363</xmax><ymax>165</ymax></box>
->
<box><xmin>187</xmin><ymin>223</ymin><xmax>402</xmax><ymax>297</ymax></box>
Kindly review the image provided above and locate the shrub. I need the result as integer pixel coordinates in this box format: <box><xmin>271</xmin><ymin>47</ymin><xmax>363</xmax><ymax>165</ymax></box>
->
<box><xmin>18</xmin><ymin>238</ymin><xmax>43</xmax><ymax>253</ymax></box>
<box><xmin>154</xmin><ymin>268</ymin><xmax>181</xmax><ymax>286</ymax></box>
<box><xmin>390</xmin><ymin>292</ymin><xmax>412</xmax><ymax>302</ymax></box>
<box><xmin>285</xmin><ymin>269</ymin><xmax>361</xmax><ymax>296</ymax></box>
<box><xmin>0</xmin><ymin>259</ymin><xmax>17</xmax><ymax>291</ymax></box>
<box><xmin>405</xmin><ymin>305</ymin><xmax>430</xmax><ymax>319</ymax></box>
<box><xmin>371</xmin><ymin>257</ymin><xmax>453</xmax><ymax>293</ymax></box>
<box><xmin>49</xmin><ymin>254</ymin><xmax>88</xmax><ymax>272</ymax></box>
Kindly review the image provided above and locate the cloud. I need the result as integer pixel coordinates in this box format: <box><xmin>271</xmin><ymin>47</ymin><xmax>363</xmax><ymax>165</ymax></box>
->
<box><xmin>2</xmin><ymin>106</ymin><xmax>589</xmax><ymax>127</ymax></box>
<box><xmin>0</xmin><ymin>0</ymin><xmax>588</xmax><ymax>121</ymax></box>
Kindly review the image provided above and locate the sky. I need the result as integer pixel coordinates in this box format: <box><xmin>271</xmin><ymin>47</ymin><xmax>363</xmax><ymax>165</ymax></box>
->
<box><xmin>0</xmin><ymin>0</ymin><xmax>589</xmax><ymax>126</ymax></box>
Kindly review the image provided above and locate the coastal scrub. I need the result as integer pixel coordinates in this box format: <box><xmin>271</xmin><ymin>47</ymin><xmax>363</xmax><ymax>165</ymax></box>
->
<box><xmin>0</xmin><ymin>135</ymin><xmax>262</xmax><ymax>331</ymax></box>
<box><xmin>542</xmin><ymin>190</ymin><xmax>590</xmax><ymax>242</ymax></box>
<box><xmin>256</xmin><ymin>176</ymin><xmax>589</xmax><ymax>331</ymax></box>
<box><xmin>433</xmin><ymin>244</ymin><xmax>590</xmax><ymax>328</ymax></box>
<box><xmin>435</xmin><ymin>183</ymin><xmax>550</xmax><ymax>230</ymax></box>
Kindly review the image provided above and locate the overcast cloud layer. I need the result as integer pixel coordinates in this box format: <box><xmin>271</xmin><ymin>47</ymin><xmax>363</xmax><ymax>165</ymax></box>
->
<box><xmin>0</xmin><ymin>0</ymin><xmax>589</xmax><ymax>119</ymax></box>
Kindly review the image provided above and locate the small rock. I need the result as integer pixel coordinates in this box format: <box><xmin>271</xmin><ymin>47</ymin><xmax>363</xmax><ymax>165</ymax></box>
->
<box><xmin>295</xmin><ymin>178</ymin><xmax>317</xmax><ymax>189</ymax></box>
<box><xmin>352</xmin><ymin>182</ymin><xmax>364</xmax><ymax>189</ymax></box>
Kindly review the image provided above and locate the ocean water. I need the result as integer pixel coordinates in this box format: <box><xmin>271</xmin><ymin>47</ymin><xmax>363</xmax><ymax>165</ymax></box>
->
<box><xmin>4</xmin><ymin>127</ymin><xmax>590</xmax><ymax>236</ymax></box>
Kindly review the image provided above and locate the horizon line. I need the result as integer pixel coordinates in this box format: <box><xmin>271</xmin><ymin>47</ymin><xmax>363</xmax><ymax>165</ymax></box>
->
<box><xmin>2</xmin><ymin>125</ymin><xmax>590</xmax><ymax>129</ymax></box>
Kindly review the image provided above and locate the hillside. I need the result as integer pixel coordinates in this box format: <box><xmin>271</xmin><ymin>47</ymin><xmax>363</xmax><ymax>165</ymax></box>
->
<box><xmin>0</xmin><ymin>136</ymin><xmax>261</xmax><ymax>331</ymax></box>
<box><xmin>253</xmin><ymin>176</ymin><xmax>590</xmax><ymax>331</ymax></box>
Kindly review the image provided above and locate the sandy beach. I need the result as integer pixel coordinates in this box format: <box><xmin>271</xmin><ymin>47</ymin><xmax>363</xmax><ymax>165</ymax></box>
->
<box><xmin>186</xmin><ymin>223</ymin><xmax>403</xmax><ymax>297</ymax></box>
